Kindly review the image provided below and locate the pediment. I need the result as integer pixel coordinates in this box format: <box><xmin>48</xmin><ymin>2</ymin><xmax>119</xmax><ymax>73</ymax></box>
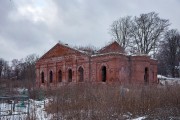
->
<box><xmin>39</xmin><ymin>43</ymin><xmax>80</xmax><ymax>60</ymax></box>
<box><xmin>98</xmin><ymin>41</ymin><xmax>125</xmax><ymax>53</ymax></box>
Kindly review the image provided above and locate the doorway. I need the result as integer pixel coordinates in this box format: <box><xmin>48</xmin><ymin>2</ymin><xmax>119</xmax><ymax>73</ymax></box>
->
<box><xmin>102</xmin><ymin>66</ymin><xmax>106</xmax><ymax>82</ymax></box>
<box><xmin>41</xmin><ymin>72</ymin><xmax>44</xmax><ymax>83</ymax></box>
<box><xmin>144</xmin><ymin>67</ymin><xmax>149</xmax><ymax>84</ymax></box>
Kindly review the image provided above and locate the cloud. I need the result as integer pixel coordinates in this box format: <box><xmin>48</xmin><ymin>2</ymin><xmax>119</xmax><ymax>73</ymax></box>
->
<box><xmin>0</xmin><ymin>0</ymin><xmax>56</xmax><ymax>60</ymax></box>
<box><xmin>0</xmin><ymin>0</ymin><xmax>180</xmax><ymax>61</ymax></box>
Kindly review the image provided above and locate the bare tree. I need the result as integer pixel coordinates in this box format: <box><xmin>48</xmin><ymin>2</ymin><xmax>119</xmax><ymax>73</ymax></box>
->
<box><xmin>131</xmin><ymin>12</ymin><xmax>169</xmax><ymax>54</ymax></box>
<box><xmin>110</xmin><ymin>12</ymin><xmax>170</xmax><ymax>55</ymax></box>
<box><xmin>157</xmin><ymin>29</ymin><xmax>180</xmax><ymax>77</ymax></box>
<box><xmin>24</xmin><ymin>54</ymin><xmax>38</xmax><ymax>81</ymax></box>
<box><xmin>0</xmin><ymin>58</ymin><xmax>4</xmax><ymax>79</ymax></box>
<box><xmin>0</xmin><ymin>54</ymin><xmax>39</xmax><ymax>81</ymax></box>
<box><xmin>11</xmin><ymin>59</ymin><xmax>22</xmax><ymax>80</ymax></box>
<box><xmin>0</xmin><ymin>58</ymin><xmax>7</xmax><ymax>79</ymax></box>
<box><xmin>2</xmin><ymin>61</ymin><xmax>11</xmax><ymax>79</ymax></box>
<box><xmin>110</xmin><ymin>16</ymin><xmax>132</xmax><ymax>49</ymax></box>
<box><xmin>75</xmin><ymin>45</ymin><xmax>98</xmax><ymax>55</ymax></box>
<box><xmin>11</xmin><ymin>54</ymin><xmax>39</xmax><ymax>81</ymax></box>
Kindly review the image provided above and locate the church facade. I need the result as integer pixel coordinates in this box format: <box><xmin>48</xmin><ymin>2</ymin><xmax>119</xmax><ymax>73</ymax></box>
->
<box><xmin>35</xmin><ymin>41</ymin><xmax>157</xmax><ymax>87</ymax></box>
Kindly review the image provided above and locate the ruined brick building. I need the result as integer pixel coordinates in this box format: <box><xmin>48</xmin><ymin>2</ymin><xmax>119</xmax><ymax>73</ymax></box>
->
<box><xmin>35</xmin><ymin>41</ymin><xmax>157</xmax><ymax>87</ymax></box>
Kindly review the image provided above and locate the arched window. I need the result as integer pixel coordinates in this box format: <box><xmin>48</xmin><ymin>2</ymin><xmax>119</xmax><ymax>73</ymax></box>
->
<box><xmin>58</xmin><ymin>70</ymin><xmax>62</xmax><ymax>82</ymax></box>
<box><xmin>78</xmin><ymin>67</ymin><xmax>84</xmax><ymax>82</ymax></box>
<box><xmin>68</xmin><ymin>69</ymin><xmax>72</xmax><ymax>82</ymax></box>
<box><xmin>49</xmin><ymin>71</ymin><xmax>53</xmax><ymax>83</ymax></box>
<box><xmin>41</xmin><ymin>72</ymin><xmax>44</xmax><ymax>83</ymax></box>
<box><xmin>144</xmin><ymin>67</ymin><xmax>149</xmax><ymax>84</ymax></box>
<box><xmin>102</xmin><ymin>66</ymin><xmax>106</xmax><ymax>82</ymax></box>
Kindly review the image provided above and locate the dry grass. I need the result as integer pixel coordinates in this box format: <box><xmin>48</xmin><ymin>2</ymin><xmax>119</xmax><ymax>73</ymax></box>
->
<box><xmin>44</xmin><ymin>83</ymin><xmax>180</xmax><ymax>119</ymax></box>
<box><xmin>1</xmin><ymin>79</ymin><xmax>180</xmax><ymax>119</ymax></box>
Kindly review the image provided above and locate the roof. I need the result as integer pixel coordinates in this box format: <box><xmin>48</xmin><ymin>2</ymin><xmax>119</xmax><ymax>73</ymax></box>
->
<box><xmin>38</xmin><ymin>42</ymin><xmax>89</xmax><ymax>61</ymax></box>
<box><xmin>98</xmin><ymin>41</ymin><xmax>125</xmax><ymax>54</ymax></box>
<box><xmin>37</xmin><ymin>41</ymin><xmax>131</xmax><ymax>61</ymax></box>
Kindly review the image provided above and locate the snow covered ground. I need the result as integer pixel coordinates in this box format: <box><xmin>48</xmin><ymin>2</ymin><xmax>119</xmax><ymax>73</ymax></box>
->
<box><xmin>131</xmin><ymin>116</ymin><xmax>146</xmax><ymax>120</ymax></box>
<box><xmin>0</xmin><ymin>99</ymin><xmax>52</xmax><ymax>120</ymax></box>
<box><xmin>0</xmin><ymin>98</ymin><xmax>148</xmax><ymax>120</ymax></box>
<box><xmin>158</xmin><ymin>75</ymin><xmax>180</xmax><ymax>85</ymax></box>
<box><xmin>1</xmin><ymin>76</ymin><xmax>180</xmax><ymax>120</ymax></box>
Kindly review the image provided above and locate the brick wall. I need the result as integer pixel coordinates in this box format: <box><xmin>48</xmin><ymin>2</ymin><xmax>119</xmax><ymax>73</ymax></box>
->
<box><xmin>35</xmin><ymin>42</ymin><xmax>158</xmax><ymax>87</ymax></box>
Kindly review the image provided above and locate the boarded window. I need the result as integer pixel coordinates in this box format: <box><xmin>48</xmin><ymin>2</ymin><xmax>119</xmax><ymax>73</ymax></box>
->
<box><xmin>58</xmin><ymin>70</ymin><xmax>62</xmax><ymax>82</ymax></box>
<box><xmin>78</xmin><ymin>67</ymin><xmax>84</xmax><ymax>82</ymax></box>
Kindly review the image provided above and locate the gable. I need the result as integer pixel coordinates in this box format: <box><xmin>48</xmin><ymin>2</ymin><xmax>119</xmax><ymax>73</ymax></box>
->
<box><xmin>39</xmin><ymin>43</ymin><xmax>83</xmax><ymax>60</ymax></box>
<box><xmin>98</xmin><ymin>41</ymin><xmax>124</xmax><ymax>53</ymax></box>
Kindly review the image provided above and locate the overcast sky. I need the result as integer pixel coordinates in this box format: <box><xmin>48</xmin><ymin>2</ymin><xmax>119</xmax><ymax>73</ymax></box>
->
<box><xmin>0</xmin><ymin>0</ymin><xmax>180</xmax><ymax>61</ymax></box>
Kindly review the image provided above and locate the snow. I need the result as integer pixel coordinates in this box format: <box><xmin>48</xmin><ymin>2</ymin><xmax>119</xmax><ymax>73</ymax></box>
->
<box><xmin>158</xmin><ymin>74</ymin><xmax>180</xmax><ymax>85</ymax></box>
<box><xmin>0</xmin><ymin>99</ymin><xmax>52</xmax><ymax>120</ymax></box>
<box><xmin>58</xmin><ymin>42</ymin><xmax>89</xmax><ymax>55</ymax></box>
<box><xmin>157</xmin><ymin>75</ymin><xmax>168</xmax><ymax>80</ymax></box>
<box><xmin>91</xmin><ymin>52</ymin><xmax>126</xmax><ymax>57</ymax></box>
<box><xmin>131</xmin><ymin>116</ymin><xmax>146</xmax><ymax>120</ymax></box>
<box><xmin>130</xmin><ymin>54</ymin><xmax>149</xmax><ymax>57</ymax></box>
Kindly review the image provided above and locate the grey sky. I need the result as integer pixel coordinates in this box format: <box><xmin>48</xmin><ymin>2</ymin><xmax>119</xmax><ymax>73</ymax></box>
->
<box><xmin>0</xmin><ymin>0</ymin><xmax>180</xmax><ymax>61</ymax></box>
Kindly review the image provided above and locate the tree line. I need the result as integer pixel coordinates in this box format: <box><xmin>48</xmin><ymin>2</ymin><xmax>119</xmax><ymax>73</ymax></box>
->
<box><xmin>0</xmin><ymin>54</ymin><xmax>38</xmax><ymax>81</ymax></box>
<box><xmin>110</xmin><ymin>12</ymin><xmax>180</xmax><ymax>77</ymax></box>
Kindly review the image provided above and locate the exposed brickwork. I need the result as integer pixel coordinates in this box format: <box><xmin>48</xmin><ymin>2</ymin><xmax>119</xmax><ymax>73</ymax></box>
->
<box><xmin>35</xmin><ymin>41</ymin><xmax>158</xmax><ymax>87</ymax></box>
<box><xmin>98</xmin><ymin>41</ymin><xmax>125</xmax><ymax>53</ymax></box>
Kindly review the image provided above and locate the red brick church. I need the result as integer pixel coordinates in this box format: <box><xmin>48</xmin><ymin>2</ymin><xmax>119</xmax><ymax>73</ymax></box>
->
<box><xmin>35</xmin><ymin>41</ymin><xmax>157</xmax><ymax>87</ymax></box>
